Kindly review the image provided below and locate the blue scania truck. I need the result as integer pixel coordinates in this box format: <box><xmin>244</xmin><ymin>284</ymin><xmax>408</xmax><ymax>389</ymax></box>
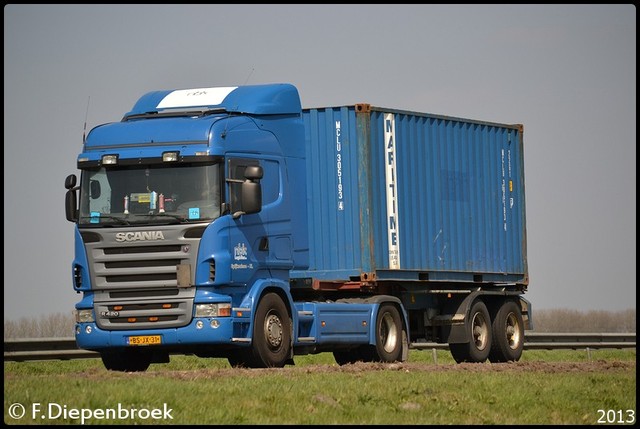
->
<box><xmin>64</xmin><ymin>83</ymin><xmax>531</xmax><ymax>371</ymax></box>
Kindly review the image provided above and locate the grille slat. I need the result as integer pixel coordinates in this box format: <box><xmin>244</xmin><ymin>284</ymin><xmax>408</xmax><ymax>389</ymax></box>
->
<box><xmin>103</xmin><ymin>245</ymin><xmax>182</xmax><ymax>254</ymax></box>
<box><xmin>105</xmin><ymin>259</ymin><xmax>182</xmax><ymax>269</ymax></box>
<box><xmin>106</xmin><ymin>273</ymin><xmax>177</xmax><ymax>283</ymax></box>
<box><xmin>107</xmin><ymin>309</ymin><xmax>184</xmax><ymax>318</ymax></box>
<box><xmin>109</xmin><ymin>289</ymin><xmax>181</xmax><ymax>299</ymax></box>
<box><xmin>108</xmin><ymin>315</ymin><xmax>179</xmax><ymax>324</ymax></box>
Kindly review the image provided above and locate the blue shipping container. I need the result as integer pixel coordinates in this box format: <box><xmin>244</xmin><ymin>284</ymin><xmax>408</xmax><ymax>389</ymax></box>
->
<box><xmin>291</xmin><ymin>104</ymin><xmax>528</xmax><ymax>286</ymax></box>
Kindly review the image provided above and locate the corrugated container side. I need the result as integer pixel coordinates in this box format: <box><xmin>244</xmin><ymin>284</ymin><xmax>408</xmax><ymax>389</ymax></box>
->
<box><xmin>298</xmin><ymin>106</ymin><xmax>365</xmax><ymax>280</ymax></box>
<box><xmin>292</xmin><ymin>105</ymin><xmax>528</xmax><ymax>285</ymax></box>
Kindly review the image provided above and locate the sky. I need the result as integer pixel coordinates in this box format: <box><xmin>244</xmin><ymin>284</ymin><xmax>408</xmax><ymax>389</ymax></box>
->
<box><xmin>3</xmin><ymin>4</ymin><xmax>636</xmax><ymax>322</ymax></box>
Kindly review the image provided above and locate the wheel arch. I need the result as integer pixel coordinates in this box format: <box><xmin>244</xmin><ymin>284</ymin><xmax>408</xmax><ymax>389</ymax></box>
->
<box><xmin>240</xmin><ymin>278</ymin><xmax>296</xmax><ymax>344</ymax></box>
<box><xmin>338</xmin><ymin>295</ymin><xmax>409</xmax><ymax>354</ymax></box>
<box><xmin>446</xmin><ymin>290</ymin><xmax>527</xmax><ymax>344</ymax></box>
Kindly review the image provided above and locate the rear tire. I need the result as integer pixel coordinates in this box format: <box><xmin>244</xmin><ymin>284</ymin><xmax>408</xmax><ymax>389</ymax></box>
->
<box><xmin>488</xmin><ymin>300</ymin><xmax>524</xmax><ymax>362</ymax></box>
<box><xmin>449</xmin><ymin>300</ymin><xmax>492</xmax><ymax>363</ymax></box>
<box><xmin>361</xmin><ymin>303</ymin><xmax>404</xmax><ymax>363</ymax></box>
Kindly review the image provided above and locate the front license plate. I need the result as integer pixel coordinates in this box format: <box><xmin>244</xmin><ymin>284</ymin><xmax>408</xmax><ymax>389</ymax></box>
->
<box><xmin>127</xmin><ymin>335</ymin><xmax>161</xmax><ymax>346</ymax></box>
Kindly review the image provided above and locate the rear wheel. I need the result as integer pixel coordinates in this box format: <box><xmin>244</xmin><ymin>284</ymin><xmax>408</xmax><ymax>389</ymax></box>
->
<box><xmin>449</xmin><ymin>300</ymin><xmax>492</xmax><ymax>363</ymax></box>
<box><xmin>361</xmin><ymin>303</ymin><xmax>404</xmax><ymax>363</ymax></box>
<box><xmin>489</xmin><ymin>300</ymin><xmax>524</xmax><ymax>362</ymax></box>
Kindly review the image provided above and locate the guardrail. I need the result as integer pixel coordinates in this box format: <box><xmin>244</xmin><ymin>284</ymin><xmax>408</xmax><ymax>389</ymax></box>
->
<box><xmin>410</xmin><ymin>332</ymin><xmax>636</xmax><ymax>351</ymax></box>
<box><xmin>521</xmin><ymin>332</ymin><xmax>636</xmax><ymax>350</ymax></box>
<box><xmin>4</xmin><ymin>333</ymin><xmax>636</xmax><ymax>362</ymax></box>
<box><xmin>4</xmin><ymin>337</ymin><xmax>100</xmax><ymax>362</ymax></box>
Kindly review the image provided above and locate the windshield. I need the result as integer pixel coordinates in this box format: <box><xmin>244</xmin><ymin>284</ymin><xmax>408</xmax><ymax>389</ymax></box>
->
<box><xmin>78</xmin><ymin>162</ymin><xmax>222</xmax><ymax>226</ymax></box>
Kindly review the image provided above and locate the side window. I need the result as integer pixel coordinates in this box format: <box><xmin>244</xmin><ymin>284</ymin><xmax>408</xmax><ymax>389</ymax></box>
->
<box><xmin>261</xmin><ymin>159</ymin><xmax>279</xmax><ymax>205</ymax></box>
<box><xmin>88</xmin><ymin>169</ymin><xmax>112</xmax><ymax>214</ymax></box>
<box><xmin>228</xmin><ymin>158</ymin><xmax>260</xmax><ymax>213</ymax></box>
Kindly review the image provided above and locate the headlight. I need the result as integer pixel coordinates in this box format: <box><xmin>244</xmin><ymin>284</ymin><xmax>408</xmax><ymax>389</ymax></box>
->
<box><xmin>195</xmin><ymin>303</ymin><xmax>231</xmax><ymax>317</ymax></box>
<box><xmin>75</xmin><ymin>309</ymin><xmax>95</xmax><ymax>323</ymax></box>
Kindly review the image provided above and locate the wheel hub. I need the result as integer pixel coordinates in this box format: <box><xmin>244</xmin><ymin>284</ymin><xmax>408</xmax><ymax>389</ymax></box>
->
<box><xmin>265</xmin><ymin>314</ymin><xmax>283</xmax><ymax>348</ymax></box>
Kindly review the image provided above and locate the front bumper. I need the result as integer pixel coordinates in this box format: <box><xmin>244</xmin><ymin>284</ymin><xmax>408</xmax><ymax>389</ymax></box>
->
<box><xmin>75</xmin><ymin>314</ymin><xmax>249</xmax><ymax>351</ymax></box>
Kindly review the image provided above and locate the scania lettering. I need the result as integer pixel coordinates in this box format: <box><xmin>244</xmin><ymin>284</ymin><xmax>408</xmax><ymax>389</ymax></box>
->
<box><xmin>115</xmin><ymin>231</ymin><xmax>166</xmax><ymax>242</ymax></box>
<box><xmin>65</xmin><ymin>83</ymin><xmax>532</xmax><ymax>371</ymax></box>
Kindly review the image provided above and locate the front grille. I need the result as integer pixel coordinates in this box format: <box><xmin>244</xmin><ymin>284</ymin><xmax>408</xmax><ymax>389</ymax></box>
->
<box><xmin>85</xmin><ymin>225</ymin><xmax>204</xmax><ymax>330</ymax></box>
<box><xmin>90</xmin><ymin>243</ymin><xmax>192</xmax><ymax>289</ymax></box>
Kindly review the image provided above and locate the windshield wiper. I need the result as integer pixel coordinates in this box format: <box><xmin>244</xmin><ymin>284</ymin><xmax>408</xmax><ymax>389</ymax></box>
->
<box><xmin>80</xmin><ymin>215</ymin><xmax>131</xmax><ymax>225</ymax></box>
<box><xmin>151</xmin><ymin>213</ymin><xmax>191</xmax><ymax>223</ymax></box>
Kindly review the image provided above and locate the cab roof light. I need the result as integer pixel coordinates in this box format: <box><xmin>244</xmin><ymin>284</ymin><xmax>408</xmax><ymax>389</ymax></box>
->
<box><xmin>162</xmin><ymin>151</ymin><xmax>179</xmax><ymax>162</ymax></box>
<box><xmin>101</xmin><ymin>154</ymin><xmax>118</xmax><ymax>165</ymax></box>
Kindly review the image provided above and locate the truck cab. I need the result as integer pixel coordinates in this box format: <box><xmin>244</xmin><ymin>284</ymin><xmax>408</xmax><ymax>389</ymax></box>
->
<box><xmin>65</xmin><ymin>84</ymin><xmax>317</xmax><ymax>370</ymax></box>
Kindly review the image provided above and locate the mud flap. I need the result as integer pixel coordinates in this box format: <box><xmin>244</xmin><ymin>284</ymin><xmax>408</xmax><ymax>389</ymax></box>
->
<box><xmin>445</xmin><ymin>321</ymin><xmax>469</xmax><ymax>344</ymax></box>
<box><xmin>400</xmin><ymin>330</ymin><xmax>409</xmax><ymax>361</ymax></box>
<box><xmin>442</xmin><ymin>292</ymin><xmax>481</xmax><ymax>344</ymax></box>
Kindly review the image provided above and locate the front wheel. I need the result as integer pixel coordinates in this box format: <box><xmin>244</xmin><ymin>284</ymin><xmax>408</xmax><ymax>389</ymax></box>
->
<box><xmin>449</xmin><ymin>300</ymin><xmax>492</xmax><ymax>363</ymax></box>
<box><xmin>101</xmin><ymin>348</ymin><xmax>152</xmax><ymax>372</ymax></box>
<box><xmin>227</xmin><ymin>348</ymin><xmax>254</xmax><ymax>368</ymax></box>
<box><xmin>248</xmin><ymin>292</ymin><xmax>292</xmax><ymax>368</ymax></box>
<box><xmin>333</xmin><ymin>347</ymin><xmax>367</xmax><ymax>365</ymax></box>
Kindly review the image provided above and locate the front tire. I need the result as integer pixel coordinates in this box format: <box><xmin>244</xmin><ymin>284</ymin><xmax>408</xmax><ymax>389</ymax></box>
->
<box><xmin>101</xmin><ymin>348</ymin><xmax>152</xmax><ymax>372</ymax></box>
<box><xmin>227</xmin><ymin>348</ymin><xmax>254</xmax><ymax>368</ymax></box>
<box><xmin>249</xmin><ymin>292</ymin><xmax>292</xmax><ymax>368</ymax></box>
<box><xmin>449</xmin><ymin>300</ymin><xmax>492</xmax><ymax>363</ymax></box>
<box><xmin>333</xmin><ymin>347</ymin><xmax>366</xmax><ymax>365</ymax></box>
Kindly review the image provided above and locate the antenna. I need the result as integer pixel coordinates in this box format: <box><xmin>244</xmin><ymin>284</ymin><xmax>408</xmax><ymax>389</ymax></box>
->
<box><xmin>244</xmin><ymin>67</ymin><xmax>255</xmax><ymax>85</ymax></box>
<box><xmin>82</xmin><ymin>96</ymin><xmax>91</xmax><ymax>145</ymax></box>
<box><xmin>221</xmin><ymin>67</ymin><xmax>255</xmax><ymax>140</ymax></box>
